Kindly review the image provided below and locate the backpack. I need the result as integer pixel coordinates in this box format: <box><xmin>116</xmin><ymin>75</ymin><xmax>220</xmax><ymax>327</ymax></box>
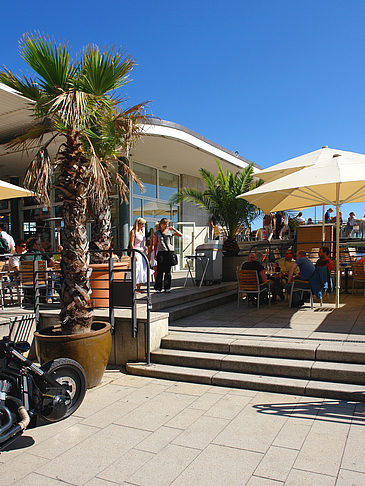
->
<box><xmin>0</xmin><ymin>232</ymin><xmax>10</xmax><ymax>255</ymax></box>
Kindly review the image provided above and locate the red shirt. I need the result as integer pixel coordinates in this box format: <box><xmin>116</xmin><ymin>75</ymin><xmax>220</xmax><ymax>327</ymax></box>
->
<box><xmin>316</xmin><ymin>257</ymin><xmax>333</xmax><ymax>272</ymax></box>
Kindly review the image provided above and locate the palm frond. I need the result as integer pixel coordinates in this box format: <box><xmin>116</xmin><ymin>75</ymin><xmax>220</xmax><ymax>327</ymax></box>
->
<box><xmin>20</xmin><ymin>32</ymin><xmax>71</xmax><ymax>93</ymax></box>
<box><xmin>23</xmin><ymin>146</ymin><xmax>52</xmax><ymax>205</ymax></box>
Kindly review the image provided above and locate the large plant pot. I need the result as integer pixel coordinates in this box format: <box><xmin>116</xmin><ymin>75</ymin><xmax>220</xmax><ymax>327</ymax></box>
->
<box><xmin>222</xmin><ymin>255</ymin><xmax>244</xmax><ymax>281</ymax></box>
<box><xmin>90</xmin><ymin>262</ymin><xmax>127</xmax><ymax>308</ymax></box>
<box><xmin>34</xmin><ymin>321</ymin><xmax>112</xmax><ymax>388</ymax></box>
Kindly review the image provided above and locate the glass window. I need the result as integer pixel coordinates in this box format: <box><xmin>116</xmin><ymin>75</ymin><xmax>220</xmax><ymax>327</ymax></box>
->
<box><xmin>133</xmin><ymin>198</ymin><xmax>142</xmax><ymax>219</ymax></box>
<box><xmin>132</xmin><ymin>162</ymin><xmax>157</xmax><ymax>198</ymax></box>
<box><xmin>159</xmin><ymin>170</ymin><xmax>179</xmax><ymax>201</ymax></box>
<box><xmin>23</xmin><ymin>207</ymin><xmax>52</xmax><ymax>248</ymax></box>
<box><xmin>0</xmin><ymin>201</ymin><xmax>9</xmax><ymax>210</ymax></box>
<box><xmin>143</xmin><ymin>201</ymin><xmax>171</xmax><ymax>221</ymax></box>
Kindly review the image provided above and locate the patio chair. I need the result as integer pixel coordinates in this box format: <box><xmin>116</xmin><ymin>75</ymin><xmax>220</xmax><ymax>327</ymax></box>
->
<box><xmin>351</xmin><ymin>262</ymin><xmax>365</xmax><ymax>296</ymax></box>
<box><xmin>237</xmin><ymin>268</ymin><xmax>271</xmax><ymax>310</ymax></box>
<box><xmin>288</xmin><ymin>279</ymin><xmax>314</xmax><ymax>309</ymax></box>
<box><xmin>19</xmin><ymin>260</ymin><xmax>48</xmax><ymax>307</ymax></box>
<box><xmin>0</xmin><ymin>264</ymin><xmax>21</xmax><ymax>309</ymax></box>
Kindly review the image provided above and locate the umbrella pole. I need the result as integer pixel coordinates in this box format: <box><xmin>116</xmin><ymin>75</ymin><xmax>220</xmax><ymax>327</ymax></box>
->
<box><xmin>335</xmin><ymin>204</ymin><xmax>340</xmax><ymax>308</ymax></box>
<box><xmin>322</xmin><ymin>205</ymin><xmax>325</xmax><ymax>243</ymax></box>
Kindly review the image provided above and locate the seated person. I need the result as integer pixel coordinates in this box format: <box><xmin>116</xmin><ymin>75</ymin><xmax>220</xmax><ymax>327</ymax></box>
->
<box><xmin>287</xmin><ymin>250</ymin><xmax>315</xmax><ymax>301</ymax></box>
<box><xmin>8</xmin><ymin>239</ymin><xmax>27</xmax><ymax>272</ymax></box>
<box><xmin>241</xmin><ymin>252</ymin><xmax>267</xmax><ymax>283</ymax></box>
<box><xmin>21</xmin><ymin>237</ymin><xmax>55</xmax><ymax>267</ymax></box>
<box><xmin>277</xmin><ymin>249</ymin><xmax>299</xmax><ymax>278</ymax></box>
<box><xmin>270</xmin><ymin>249</ymin><xmax>299</xmax><ymax>303</ymax></box>
<box><xmin>315</xmin><ymin>246</ymin><xmax>333</xmax><ymax>272</ymax></box>
<box><xmin>358</xmin><ymin>254</ymin><xmax>365</xmax><ymax>265</ymax></box>
<box><xmin>241</xmin><ymin>252</ymin><xmax>270</xmax><ymax>304</ymax></box>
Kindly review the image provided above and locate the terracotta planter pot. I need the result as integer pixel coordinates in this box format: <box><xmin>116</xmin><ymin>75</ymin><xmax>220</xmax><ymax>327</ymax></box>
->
<box><xmin>34</xmin><ymin>321</ymin><xmax>112</xmax><ymax>388</ymax></box>
<box><xmin>90</xmin><ymin>261</ymin><xmax>128</xmax><ymax>308</ymax></box>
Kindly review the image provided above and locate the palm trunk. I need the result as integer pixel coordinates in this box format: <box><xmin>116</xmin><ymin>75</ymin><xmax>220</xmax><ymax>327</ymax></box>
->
<box><xmin>89</xmin><ymin>202</ymin><xmax>112</xmax><ymax>264</ymax></box>
<box><xmin>57</xmin><ymin>133</ymin><xmax>93</xmax><ymax>334</ymax></box>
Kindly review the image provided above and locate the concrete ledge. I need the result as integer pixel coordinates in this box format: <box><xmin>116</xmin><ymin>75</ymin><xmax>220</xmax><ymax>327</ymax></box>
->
<box><xmin>305</xmin><ymin>380</ymin><xmax>365</xmax><ymax>401</ymax></box>
<box><xmin>161</xmin><ymin>334</ymin><xmax>233</xmax><ymax>353</ymax></box>
<box><xmin>311</xmin><ymin>361</ymin><xmax>365</xmax><ymax>385</ymax></box>
<box><xmin>230</xmin><ymin>339</ymin><xmax>318</xmax><ymax>360</ymax></box>
<box><xmin>126</xmin><ymin>362</ymin><xmax>215</xmax><ymax>384</ymax></box>
<box><xmin>316</xmin><ymin>343</ymin><xmax>365</xmax><ymax>363</ymax></box>
<box><xmin>39</xmin><ymin>309</ymin><xmax>168</xmax><ymax>366</ymax></box>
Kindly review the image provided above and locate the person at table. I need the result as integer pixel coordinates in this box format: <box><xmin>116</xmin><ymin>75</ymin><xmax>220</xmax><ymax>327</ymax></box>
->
<box><xmin>8</xmin><ymin>240</ymin><xmax>27</xmax><ymax>272</ymax></box>
<box><xmin>316</xmin><ymin>246</ymin><xmax>333</xmax><ymax>272</ymax></box>
<box><xmin>21</xmin><ymin>237</ymin><xmax>55</xmax><ymax>268</ymax></box>
<box><xmin>153</xmin><ymin>218</ymin><xmax>182</xmax><ymax>293</ymax></box>
<box><xmin>269</xmin><ymin>249</ymin><xmax>298</xmax><ymax>303</ymax></box>
<box><xmin>286</xmin><ymin>250</ymin><xmax>315</xmax><ymax>306</ymax></box>
<box><xmin>241</xmin><ymin>253</ymin><xmax>271</xmax><ymax>302</ymax></box>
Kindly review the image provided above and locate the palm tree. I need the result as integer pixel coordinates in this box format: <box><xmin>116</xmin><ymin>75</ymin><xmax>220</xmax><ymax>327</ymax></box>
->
<box><xmin>0</xmin><ymin>33</ymin><xmax>139</xmax><ymax>333</ymax></box>
<box><xmin>173</xmin><ymin>162</ymin><xmax>261</xmax><ymax>255</ymax></box>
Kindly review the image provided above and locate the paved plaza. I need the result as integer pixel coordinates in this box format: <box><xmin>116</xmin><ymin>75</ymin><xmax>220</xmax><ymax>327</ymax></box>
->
<box><xmin>1</xmin><ymin>290</ymin><xmax>365</xmax><ymax>485</ymax></box>
<box><xmin>1</xmin><ymin>367</ymin><xmax>365</xmax><ymax>485</ymax></box>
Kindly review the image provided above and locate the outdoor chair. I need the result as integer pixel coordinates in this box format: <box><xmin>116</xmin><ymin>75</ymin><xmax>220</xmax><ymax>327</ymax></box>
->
<box><xmin>288</xmin><ymin>279</ymin><xmax>314</xmax><ymax>309</ymax></box>
<box><xmin>237</xmin><ymin>268</ymin><xmax>271</xmax><ymax>310</ymax></box>
<box><xmin>351</xmin><ymin>262</ymin><xmax>365</xmax><ymax>296</ymax></box>
<box><xmin>0</xmin><ymin>263</ymin><xmax>21</xmax><ymax>309</ymax></box>
<box><xmin>19</xmin><ymin>260</ymin><xmax>48</xmax><ymax>307</ymax></box>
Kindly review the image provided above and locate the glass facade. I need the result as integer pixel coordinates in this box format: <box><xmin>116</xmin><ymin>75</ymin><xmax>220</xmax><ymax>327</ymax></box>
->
<box><xmin>131</xmin><ymin>161</ymin><xmax>179</xmax><ymax>227</ymax></box>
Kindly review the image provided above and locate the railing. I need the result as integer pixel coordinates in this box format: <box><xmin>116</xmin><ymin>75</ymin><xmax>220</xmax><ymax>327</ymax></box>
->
<box><xmin>2</xmin><ymin>248</ymin><xmax>152</xmax><ymax>365</ymax></box>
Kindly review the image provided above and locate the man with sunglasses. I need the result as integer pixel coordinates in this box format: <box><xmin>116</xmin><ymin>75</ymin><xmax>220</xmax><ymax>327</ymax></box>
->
<box><xmin>8</xmin><ymin>240</ymin><xmax>27</xmax><ymax>272</ymax></box>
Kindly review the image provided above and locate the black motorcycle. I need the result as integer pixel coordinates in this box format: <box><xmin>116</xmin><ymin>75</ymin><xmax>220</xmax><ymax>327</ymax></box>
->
<box><xmin>0</xmin><ymin>327</ymin><xmax>86</xmax><ymax>451</ymax></box>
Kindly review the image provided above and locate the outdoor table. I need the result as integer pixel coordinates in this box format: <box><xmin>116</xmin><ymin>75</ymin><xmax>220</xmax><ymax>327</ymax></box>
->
<box><xmin>184</xmin><ymin>254</ymin><xmax>210</xmax><ymax>288</ymax></box>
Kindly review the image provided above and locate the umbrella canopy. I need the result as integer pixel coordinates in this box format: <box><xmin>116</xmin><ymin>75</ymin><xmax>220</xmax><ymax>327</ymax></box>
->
<box><xmin>255</xmin><ymin>146</ymin><xmax>365</xmax><ymax>183</ymax></box>
<box><xmin>0</xmin><ymin>179</ymin><xmax>34</xmax><ymax>200</ymax></box>
<box><xmin>239</xmin><ymin>152</ymin><xmax>365</xmax><ymax>308</ymax></box>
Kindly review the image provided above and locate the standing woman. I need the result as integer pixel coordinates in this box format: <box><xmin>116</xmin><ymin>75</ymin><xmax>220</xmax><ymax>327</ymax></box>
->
<box><xmin>129</xmin><ymin>217</ymin><xmax>148</xmax><ymax>291</ymax></box>
<box><xmin>154</xmin><ymin>218</ymin><xmax>182</xmax><ymax>292</ymax></box>
<box><xmin>149</xmin><ymin>222</ymin><xmax>159</xmax><ymax>281</ymax></box>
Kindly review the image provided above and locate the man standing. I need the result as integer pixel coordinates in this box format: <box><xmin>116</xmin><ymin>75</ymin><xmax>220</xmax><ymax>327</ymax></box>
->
<box><xmin>325</xmin><ymin>208</ymin><xmax>333</xmax><ymax>223</ymax></box>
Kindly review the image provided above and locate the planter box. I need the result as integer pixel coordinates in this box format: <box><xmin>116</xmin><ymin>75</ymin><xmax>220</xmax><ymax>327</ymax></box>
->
<box><xmin>222</xmin><ymin>255</ymin><xmax>244</xmax><ymax>282</ymax></box>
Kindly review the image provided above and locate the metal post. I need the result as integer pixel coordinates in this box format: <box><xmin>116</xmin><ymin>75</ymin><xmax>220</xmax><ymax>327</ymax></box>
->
<box><xmin>34</xmin><ymin>260</ymin><xmax>40</xmax><ymax>325</ymax></box>
<box><xmin>109</xmin><ymin>252</ymin><xmax>115</xmax><ymax>335</ymax></box>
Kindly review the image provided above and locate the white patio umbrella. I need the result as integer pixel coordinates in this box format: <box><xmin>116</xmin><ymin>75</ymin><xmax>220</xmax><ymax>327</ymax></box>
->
<box><xmin>0</xmin><ymin>179</ymin><xmax>34</xmax><ymax>200</ymax></box>
<box><xmin>255</xmin><ymin>146</ymin><xmax>364</xmax><ymax>182</ymax></box>
<box><xmin>255</xmin><ymin>146</ymin><xmax>365</xmax><ymax>241</ymax></box>
<box><xmin>238</xmin><ymin>152</ymin><xmax>365</xmax><ymax>308</ymax></box>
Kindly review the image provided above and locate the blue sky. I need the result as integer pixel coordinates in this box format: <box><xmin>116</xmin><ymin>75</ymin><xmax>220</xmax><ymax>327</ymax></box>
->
<box><xmin>1</xmin><ymin>0</ymin><xmax>365</xmax><ymax>224</ymax></box>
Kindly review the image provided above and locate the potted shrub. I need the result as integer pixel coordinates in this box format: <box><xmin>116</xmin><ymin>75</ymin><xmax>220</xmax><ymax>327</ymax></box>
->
<box><xmin>0</xmin><ymin>33</ymin><xmax>142</xmax><ymax>387</ymax></box>
<box><xmin>173</xmin><ymin>161</ymin><xmax>261</xmax><ymax>280</ymax></box>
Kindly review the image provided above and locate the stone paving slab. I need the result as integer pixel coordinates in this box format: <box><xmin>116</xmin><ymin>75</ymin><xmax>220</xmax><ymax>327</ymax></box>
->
<box><xmin>1</xmin><ymin>371</ymin><xmax>365</xmax><ymax>485</ymax></box>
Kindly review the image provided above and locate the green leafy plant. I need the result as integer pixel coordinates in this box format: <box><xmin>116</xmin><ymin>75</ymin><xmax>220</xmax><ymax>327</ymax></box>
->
<box><xmin>0</xmin><ymin>33</ymin><xmax>144</xmax><ymax>333</ymax></box>
<box><xmin>172</xmin><ymin>161</ymin><xmax>262</xmax><ymax>255</ymax></box>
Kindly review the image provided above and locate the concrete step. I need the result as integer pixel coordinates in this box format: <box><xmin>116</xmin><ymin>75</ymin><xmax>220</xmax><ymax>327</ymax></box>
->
<box><xmin>165</xmin><ymin>290</ymin><xmax>236</xmax><ymax>321</ymax></box>
<box><xmin>150</xmin><ymin>282</ymin><xmax>237</xmax><ymax>311</ymax></box>
<box><xmin>151</xmin><ymin>348</ymin><xmax>365</xmax><ymax>385</ymax></box>
<box><xmin>126</xmin><ymin>362</ymin><xmax>365</xmax><ymax>402</ymax></box>
<box><xmin>161</xmin><ymin>333</ymin><xmax>365</xmax><ymax>364</ymax></box>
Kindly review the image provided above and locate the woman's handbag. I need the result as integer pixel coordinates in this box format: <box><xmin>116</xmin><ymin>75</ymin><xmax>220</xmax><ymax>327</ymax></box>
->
<box><xmin>168</xmin><ymin>251</ymin><xmax>178</xmax><ymax>266</ymax></box>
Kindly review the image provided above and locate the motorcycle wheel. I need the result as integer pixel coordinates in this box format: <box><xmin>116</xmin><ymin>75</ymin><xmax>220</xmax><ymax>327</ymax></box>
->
<box><xmin>39</xmin><ymin>358</ymin><xmax>87</xmax><ymax>422</ymax></box>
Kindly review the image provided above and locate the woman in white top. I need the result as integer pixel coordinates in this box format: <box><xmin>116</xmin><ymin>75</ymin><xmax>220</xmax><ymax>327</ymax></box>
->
<box><xmin>129</xmin><ymin>217</ymin><xmax>148</xmax><ymax>291</ymax></box>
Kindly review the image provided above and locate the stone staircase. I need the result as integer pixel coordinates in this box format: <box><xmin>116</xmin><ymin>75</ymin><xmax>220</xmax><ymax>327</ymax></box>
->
<box><xmin>127</xmin><ymin>332</ymin><xmax>365</xmax><ymax>401</ymax></box>
<box><xmin>149</xmin><ymin>282</ymin><xmax>237</xmax><ymax>321</ymax></box>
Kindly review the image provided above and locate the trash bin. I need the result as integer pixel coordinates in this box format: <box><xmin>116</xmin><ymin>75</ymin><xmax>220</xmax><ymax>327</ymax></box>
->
<box><xmin>195</xmin><ymin>241</ymin><xmax>223</xmax><ymax>284</ymax></box>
